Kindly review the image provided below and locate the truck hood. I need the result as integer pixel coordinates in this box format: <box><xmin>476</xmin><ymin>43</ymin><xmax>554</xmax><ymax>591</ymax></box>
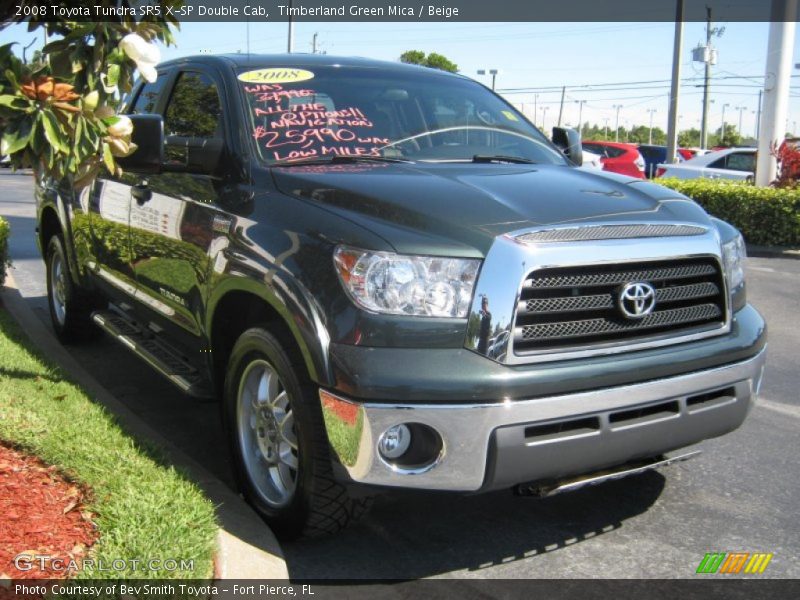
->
<box><xmin>271</xmin><ymin>162</ymin><xmax>712</xmax><ymax>256</ymax></box>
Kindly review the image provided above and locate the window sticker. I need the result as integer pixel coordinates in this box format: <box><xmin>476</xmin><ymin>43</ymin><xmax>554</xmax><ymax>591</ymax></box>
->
<box><xmin>501</xmin><ymin>110</ymin><xmax>519</xmax><ymax>122</ymax></box>
<box><xmin>238</xmin><ymin>68</ymin><xmax>315</xmax><ymax>84</ymax></box>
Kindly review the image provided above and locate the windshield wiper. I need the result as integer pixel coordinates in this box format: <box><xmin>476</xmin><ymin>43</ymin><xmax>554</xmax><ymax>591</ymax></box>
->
<box><xmin>472</xmin><ymin>154</ymin><xmax>537</xmax><ymax>164</ymax></box>
<box><xmin>272</xmin><ymin>155</ymin><xmax>412</xmax><ymax>167</ymax></box>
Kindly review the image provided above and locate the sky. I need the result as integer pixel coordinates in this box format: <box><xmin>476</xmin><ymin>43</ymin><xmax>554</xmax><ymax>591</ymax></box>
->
<box><xmin>4</xmin><ymin>20</ymin><xmax>799</xmax><ymax>139</ymax></box>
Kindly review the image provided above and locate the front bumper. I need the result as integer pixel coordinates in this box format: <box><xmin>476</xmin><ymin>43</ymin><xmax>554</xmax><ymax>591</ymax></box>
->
<box><xmin>321</xmin><ymin>344</ymin><xmax>767</xmax><ymax>492</ymax></box>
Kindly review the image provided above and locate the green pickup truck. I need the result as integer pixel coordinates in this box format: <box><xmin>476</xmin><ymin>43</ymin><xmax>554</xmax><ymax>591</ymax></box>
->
<box><xmin>36</xmin><ymin>54</ymin><xmax>766</xmax><ymax>538</ymax></box>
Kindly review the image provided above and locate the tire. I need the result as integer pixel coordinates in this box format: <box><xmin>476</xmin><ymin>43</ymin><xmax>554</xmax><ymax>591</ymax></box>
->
<box><xmin>45</xmin><ymin>235</ymin><xmax>103</xmax><ymax>343</ymax></box>
<box><xmin>223</xmin><ymin>326</ymin><xmax>371</xmax><ymax>539</ymax></box>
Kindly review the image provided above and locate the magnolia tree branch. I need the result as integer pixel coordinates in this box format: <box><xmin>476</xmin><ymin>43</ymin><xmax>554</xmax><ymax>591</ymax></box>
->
<box><xmin>0</xmin><ymin>1</ymin><xmax>183</xmax><ymax>188</ymax></box>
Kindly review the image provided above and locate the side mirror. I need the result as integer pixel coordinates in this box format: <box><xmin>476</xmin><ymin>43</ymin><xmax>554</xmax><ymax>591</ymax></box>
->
<box><xmin>164</xmin><ymin>136</ymin><xmax>224</xmax><ymax>175</ymax></box>
<box><xmin>552</xmin><ymin>127</ymin><xmax>583</xmax><ymax>167</ymax></box>
<box><xmin>116</xmin><ymin>114</ymin><xmax>164</xmax><ymax>174</ymax></box>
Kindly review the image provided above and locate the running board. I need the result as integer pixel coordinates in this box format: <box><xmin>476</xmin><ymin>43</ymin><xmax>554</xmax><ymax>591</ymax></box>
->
<box><xmin>515</xmin><ymin>451</ymin><xmax>701</xmax><ymax>498</ymax></box>
<box><xmin>92</xmin><ymin>310</ymin><xmax>214</xmax><ymax>399</ymax></box>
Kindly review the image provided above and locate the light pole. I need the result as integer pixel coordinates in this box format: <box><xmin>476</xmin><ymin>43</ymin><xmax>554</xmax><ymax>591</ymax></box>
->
<box><xmin>735</xmin><ymin>105</ymin><xmax>746</xmax><ymax>136</ymax></box>
<box><xmin>575</xmin><ymin>100</ymin><xmax>586</xmax><ymax>136</ymax></box>
<box><xmin>287</xmin><ymin>0</ymin><xmax>294</xmax><ymax>53</ymax></box>
<box><xmin>541</xmin><ymin>106</ymin><xmax>550</xmax><ymax>133</ymax></box>
<box><xmin>721</xmin><ymin>103</ymin><xmax>730</xmax><ymax>144</ymax></box>
<box><xmin>477</xmin><ymin>69</ymin><xmax>499</xmax><ymax>91</ymax></box>
<box><xmin>603</xmin><ymin>117</ymin><xmax>610</xmax><ymax>140</ymax></box>
<box><xmin>613</xmin><ymin>104</ymin><xmax>623</xmax><ymax>142</ymax></box>
<box><xmin>646</xmin><ymin>108</ymin><xmax>657</xmax><ymax>144</ymax></box>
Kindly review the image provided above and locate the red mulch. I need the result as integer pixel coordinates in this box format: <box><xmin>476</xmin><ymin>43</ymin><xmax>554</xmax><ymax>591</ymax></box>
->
<box><xmin>0</xmin><ymin>444</ymin><xmax>97</xmax><ymax>580</ymax></box>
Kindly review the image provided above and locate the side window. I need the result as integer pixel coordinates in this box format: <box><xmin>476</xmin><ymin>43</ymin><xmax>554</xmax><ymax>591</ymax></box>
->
<box><xmin>164</xmin><ymin>72</ymin><xmax>222</xmax><ymax>138</ymax></box>
<box><xmin>708</xmin><ymin>157</ymin><xmax>727</xmax><ymax>169</ymax></box>
<box><xmin>726</xmin><ymin>152</ymin><xmax>755</xmax><ymax>172</ymax></box>
<box><xmin>583</xmin><ymin>143</ymin><xmax>604</xmax><ymax>157</ymax></box>
<box><xmin>130</xmin><ymin>77</ymin><xmax>167</xmax><ymax>114</ymax></box>
<box><xmin>604</xmin><ymin>146</ymin><xmax>625</xmax><ymax>158</ymax></box>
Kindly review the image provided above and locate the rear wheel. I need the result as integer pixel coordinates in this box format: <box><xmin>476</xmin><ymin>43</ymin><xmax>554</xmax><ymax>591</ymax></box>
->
<box><xmin>45</xmin><ymin>235</ymin><xmax>103</xmax><ymax>343</ymax></box>
<box><xmin>223</xmin><ymin>326</ymin><xmax>371</xmax><ymax>539</ymax></box>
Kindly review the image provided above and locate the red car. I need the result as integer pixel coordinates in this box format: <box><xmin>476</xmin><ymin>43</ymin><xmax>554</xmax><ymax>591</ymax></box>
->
<box><xmin>581</xmin><ymin>141</ymin><xmax>646</xmax><ymax>179</ymax></box>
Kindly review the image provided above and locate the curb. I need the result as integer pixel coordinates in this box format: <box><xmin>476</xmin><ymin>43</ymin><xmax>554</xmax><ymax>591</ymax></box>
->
<box><xmin>746</xmin><ymin>244</ymin><xmax>800</xmax><ymax>260</ymax></box>
<box><xmin>1</xmin><ymin>271</ymin><xmax>289</xmax><ymax>580</ymax></box>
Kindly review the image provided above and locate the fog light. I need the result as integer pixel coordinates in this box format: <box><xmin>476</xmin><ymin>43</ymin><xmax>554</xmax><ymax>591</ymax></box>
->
<box><xmin>378</xmin><ymin>424</ymin><xmax>411</xmax><ymax>459</ymax></box>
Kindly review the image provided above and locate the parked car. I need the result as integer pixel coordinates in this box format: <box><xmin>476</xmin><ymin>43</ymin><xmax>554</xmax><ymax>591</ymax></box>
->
<box><xmin>637</xmin><ymin>144</ymin><xmax>684</xmax><ymax>178</ymax></box>
<box><xmin>0</xmin><ymin>154</ymin><xmax>11</xmax><ymax>168</ymax></box>
<box><xmin>581</xmin><ymin>141</ymin><xmax>645</xmax><ymax>178</ymax></box>
<box><xmin>36</xmin><ymin>54</ymin><xmax>765</xmax><ymax>538</ymax></box>
<box><xmin>581</xmin><ymin>148</ymin><xmax>603</xmax><ymax>170</ymax></box>
<box><xmin>656</xmin><ymin>147</ymin><xmax>756</xmax><ymax>181</ymax></box>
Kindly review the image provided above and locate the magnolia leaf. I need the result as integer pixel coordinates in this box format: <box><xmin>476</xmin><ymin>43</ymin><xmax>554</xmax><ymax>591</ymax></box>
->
<box><xmin>0</xmin><ymin>118</ymin><xmax>33</xmax><ymax>155</ymax></box>
<box><xmin>42</xmin><ymin>39</ymin><xmax>71</xmax><ymax>54</ymax></box>
<box><xmin>106</xmin><ymin>64</ymin><xmax>120</xmax><ymax>87</ymax></box>
<box><xmin>102</xmin><ymin>142</ymin><xmax>115</xmax><ymax>174</ymax></box>
<box><xmin>28</xmin><ymin>117</ymin><xmax>42</xmax><ymax>154</ymax></box>
<box><xmin>0</xmin><ymin>95</ymin><xmax>29</xmax><ymax>111</ymax></box>
<box><xmin>41</xmin><ymin>110</ymin><xmax>69</xmax><ymax>154</ymax></box>
<box><xmin>4</xmin><ymin>69</ymin><xmax>19</xmax><ymax>90</ymax></box>
<box><xmin>74</xmin><ymin>164</ymin><xmax>100</xmax><ymax>190</ymax></box>
<box><xmin>48</xmin><ymin>50</ymin><xmax>72</xmax><ymax>80</ymax></box>
<box><xmin>74</xmin><ymin>115</ymin><xmax>84</xmax><ymax>146</ymax></box>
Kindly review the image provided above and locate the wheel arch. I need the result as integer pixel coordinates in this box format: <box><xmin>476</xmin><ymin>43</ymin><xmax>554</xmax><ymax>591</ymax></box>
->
<box><xmin>37</xmin><ymin>189</ymin><xmax>85</xmax><ymax>286</ymax></box>
<box><xmin>207</xmin><ymin>280</ymin><xmax>332</xmax><ymax>397</ymax></box>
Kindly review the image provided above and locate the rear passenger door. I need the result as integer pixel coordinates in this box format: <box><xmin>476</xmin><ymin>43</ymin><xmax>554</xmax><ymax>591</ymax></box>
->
<box><xmin>127</xmin><ymin>68</ymin><xmax>226</xmax><ymax>350</ymax></box>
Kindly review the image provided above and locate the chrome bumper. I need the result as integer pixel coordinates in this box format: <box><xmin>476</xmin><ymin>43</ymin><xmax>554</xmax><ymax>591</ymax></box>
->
<box><xmin>320</xmin><ymin>347</ymin><xmax>767</xmax><ymax>492</ymax></box>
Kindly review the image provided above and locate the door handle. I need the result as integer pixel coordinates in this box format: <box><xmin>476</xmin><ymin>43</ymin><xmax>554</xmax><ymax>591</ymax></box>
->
<box><xmin>132</xmin><ymin>183</ymin><xmax>152</xmax><ymax>205</ymax></box>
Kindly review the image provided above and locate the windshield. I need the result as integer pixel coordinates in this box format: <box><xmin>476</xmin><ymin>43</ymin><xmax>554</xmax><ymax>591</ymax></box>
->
<box><xmin>237</xmin><ymin>66</ymin><xmax>566</xmax><ymax>165</ymax></box>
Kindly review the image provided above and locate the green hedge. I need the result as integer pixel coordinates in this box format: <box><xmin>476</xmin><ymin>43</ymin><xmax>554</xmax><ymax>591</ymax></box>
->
<box><xmin>0</xmin><ymin>216</ymin><xmax>9</xmax><ymax>286</ymax></box>
<box><xmin>657</xmin><ymin>178</ymin><xmax>800</xmax><ymax>247</ymax></box>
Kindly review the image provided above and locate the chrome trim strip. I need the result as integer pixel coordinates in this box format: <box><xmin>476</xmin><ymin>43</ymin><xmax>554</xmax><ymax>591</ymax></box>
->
<box><xmin>465</xmin><ymin>226</ymin><xmax>729</xmax><ymax>364</ymax></box>
<box><xmin>518</xmin><ymin>451</ymin><xmax>701</xmax><ymax>497</ymax></box>
<box><xmin>515</xmin><ymin>223</ymin><xmax>708</xmax><ymax>243</ymax></box>
<box><xmin>321</xmin><ymin>347</ymin><xmax>766</xmax><ymax>491</ymax></box>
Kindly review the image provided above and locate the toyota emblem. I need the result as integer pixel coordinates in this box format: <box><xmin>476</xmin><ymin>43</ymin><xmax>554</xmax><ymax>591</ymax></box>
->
<box><xmin>618</xmin><ymin>282</ymin><xmax>657</xmax><ymax>319</ymax></box>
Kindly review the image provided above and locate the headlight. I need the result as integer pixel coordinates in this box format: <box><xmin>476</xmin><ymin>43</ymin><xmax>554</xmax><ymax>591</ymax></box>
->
<box><xmin>333</xmin><ymin>246</ymin><xmax>481</xmax><ymax>318</ymax></box>
<box><xmin>721</xmin><ymin>233</ymin><xmax>746</xmax><ymax>292</ymax></box>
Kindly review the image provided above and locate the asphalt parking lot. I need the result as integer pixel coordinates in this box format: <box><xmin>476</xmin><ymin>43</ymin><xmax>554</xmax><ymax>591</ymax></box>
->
<box><xmin>1</xmin><ymin>169</ymin><xmax>798</xmax><ymax>579</ymax></box>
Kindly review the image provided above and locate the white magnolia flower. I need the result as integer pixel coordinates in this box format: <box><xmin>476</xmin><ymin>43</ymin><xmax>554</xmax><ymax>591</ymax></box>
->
<box><xmin>119</xmin><ymin>33</ymin><xmax>160</xmax><ymax>83</ymax></box>
<box><xmin>107</xmin><ymin>115</ymin><xmax>134</xmax><ymax>138</ymax></box>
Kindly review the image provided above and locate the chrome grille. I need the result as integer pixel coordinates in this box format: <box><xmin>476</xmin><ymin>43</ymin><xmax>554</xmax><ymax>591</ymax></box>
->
<box><xmin>513</xmin><ymin>258</ymin><xmax>727</xmax><ymax>354</ymax></box>
<box><xmin>516</xmin><ymin>224</ymin><xmax>707</xmax><ymax>243</ymax></box>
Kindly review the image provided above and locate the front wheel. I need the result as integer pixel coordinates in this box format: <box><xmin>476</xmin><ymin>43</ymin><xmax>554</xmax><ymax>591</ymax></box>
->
<box><xmin>223</xmin><ymin>326</ymin><xmax>371</xmax><ymax>539</ymax></box>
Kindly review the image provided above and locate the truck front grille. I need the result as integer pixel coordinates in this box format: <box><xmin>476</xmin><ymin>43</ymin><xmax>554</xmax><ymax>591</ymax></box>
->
<box><xmin>513</xmin><ymin>258</ymin><xmax>727</xmax><ymax>354</ymax></box>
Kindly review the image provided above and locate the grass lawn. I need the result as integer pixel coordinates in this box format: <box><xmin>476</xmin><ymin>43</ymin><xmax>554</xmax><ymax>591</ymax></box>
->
<box><xmin>0</xmin><ymin>305</ymin><xmax>218</xmax><ymax>579</ymax></box>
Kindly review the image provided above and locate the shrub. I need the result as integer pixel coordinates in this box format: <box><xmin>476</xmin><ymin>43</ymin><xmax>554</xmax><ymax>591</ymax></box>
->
<box><xmin>657</xmin><ymin>178</ymin><xmax>800</xmax><ymax>247</ymax></box>
<box><xmin>0</xmin><ymin>216</ymin><xmax>9</xmax><ymax>286</ymax></box>
<box><xmin>771</xmin><ymin>139</ymin><xmax>800</xmax><ymax>188</ymax></box>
